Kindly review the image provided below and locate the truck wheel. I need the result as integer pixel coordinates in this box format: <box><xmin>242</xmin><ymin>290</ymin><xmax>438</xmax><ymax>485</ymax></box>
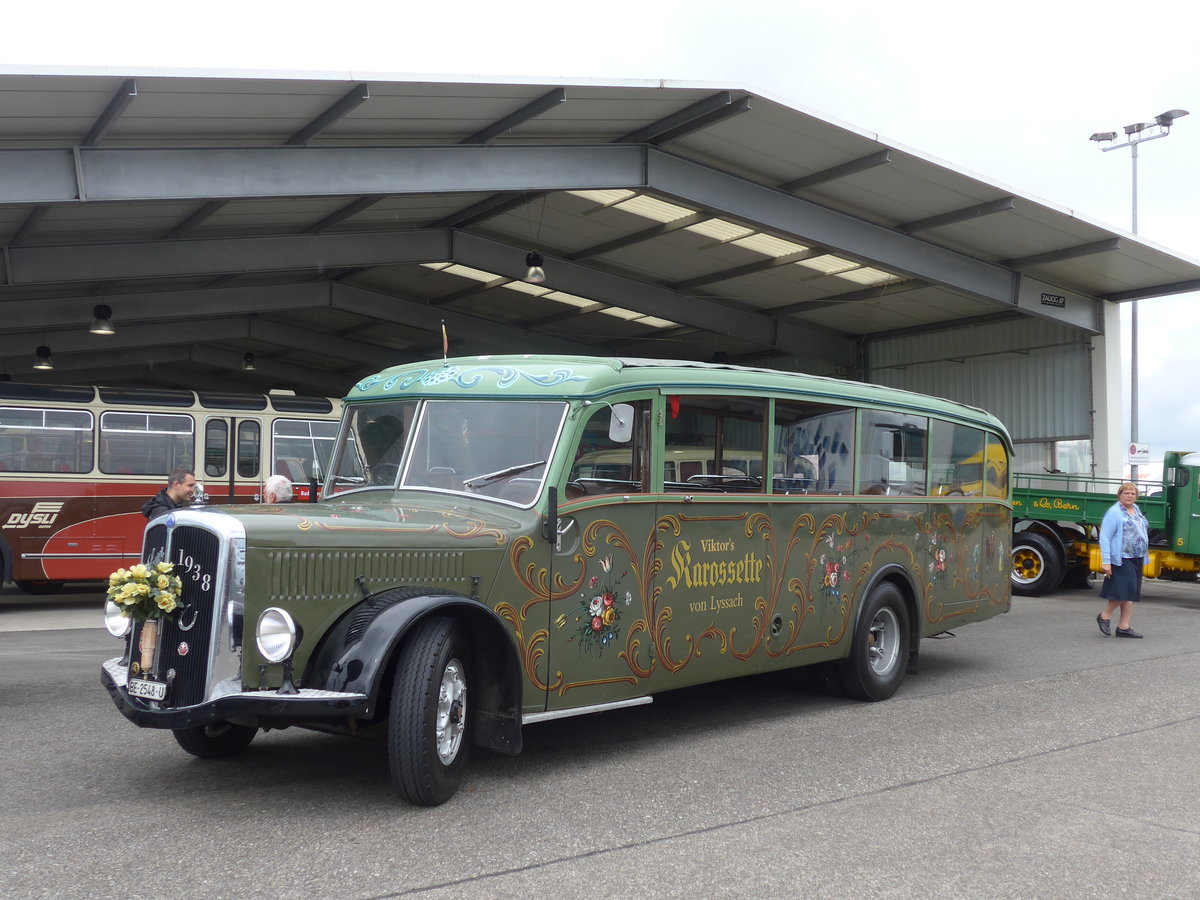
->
<box><xmin>389</xmin><ymin>616</ymin><xmax>471</xmax><ymax>806</ymax></box>
<box><xmin>15</xmin><ymin>579</ymin><xmax>65</xmax><ymax>595</ymax></box>
<box><xmin>172</xmin><ymin>721</ymin><xmax>257</xmax><ymax>758</ymax></box>
<box><xmin>1010</xmin><ymin>532</ymin><xmax>1065</xmax><ymax>596</ymax></box>
<box><xmin>837</xmin><ymin>582</ymin><xmax>910</xmax><ymax>701</ymax></box>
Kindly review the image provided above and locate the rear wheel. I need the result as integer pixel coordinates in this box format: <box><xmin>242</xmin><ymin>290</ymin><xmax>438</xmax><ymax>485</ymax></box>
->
<box><xmin>15</xmin><ymin>579</ymin><xmax>65</xmax><ymax>596</ymax></box>
<box><xmin>389</xmin><ymin>616</ymin><xmax>472</xmax><ymax>806</ymax></box>
<box><xmin>837</xmin><ymin>582</ymin><xmax>911</xmax><ymax>701</ymax></box>
<box><xmin>1011</xmin><ymin>532</ymin><xmax>1065</xmax><ymax>596</ymax></box>
<box><xmin>173</xmin><ymin>721</ymin><xmax>257</xmax><ymax>758</ymax></box>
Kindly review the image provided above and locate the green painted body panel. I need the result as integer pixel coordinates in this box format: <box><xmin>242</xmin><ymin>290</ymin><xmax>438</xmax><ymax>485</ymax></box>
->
<box><xmin>221</xmin><ymin>355</ymin><xmax>1012</xmax><ymax>708</ymax></box>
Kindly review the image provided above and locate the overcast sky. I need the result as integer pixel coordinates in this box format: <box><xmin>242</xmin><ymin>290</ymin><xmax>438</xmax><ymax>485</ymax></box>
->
<box><xmin>6</xmin><ymin>0</ymin><xmax>1199</xmax><ymax>458</ymax></box>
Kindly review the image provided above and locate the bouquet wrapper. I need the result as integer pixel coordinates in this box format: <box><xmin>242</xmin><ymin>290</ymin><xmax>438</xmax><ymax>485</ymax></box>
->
<box><xmin>139</xmin><ymin>618</ymin><xmax>158</xmax><ymax>673</ymax></box>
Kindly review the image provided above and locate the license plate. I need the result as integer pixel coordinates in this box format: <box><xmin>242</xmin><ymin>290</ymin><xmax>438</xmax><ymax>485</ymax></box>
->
<box><xmin>128</xmin><ymin>677</ymin><xmax>167</xmax><ymax>701</ymax></box>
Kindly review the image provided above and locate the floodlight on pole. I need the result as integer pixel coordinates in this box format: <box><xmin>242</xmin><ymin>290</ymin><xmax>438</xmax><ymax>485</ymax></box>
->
<box><xmin>1089</xmin><ymin>108</ymin><xmax>1188</xmax><ymax>480</ymax></box>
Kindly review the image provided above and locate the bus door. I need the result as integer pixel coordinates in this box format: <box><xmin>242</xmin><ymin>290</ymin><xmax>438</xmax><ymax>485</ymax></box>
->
<box><xmin>654</xmin><ymin>393</ymin><xmax>771</xmax><ymax>686</ymax></box>
<box><xmin>546</xmin><ymin>397</ymin><xmax>656</xmax><ymax>711</ymax></box>
<box><xmin>202</xmin><ymin>415</ymin><xmax>263</xmax><ymax>504</ymax></box>
<box><xmin>202</xmin><ymin>416</ymin><xmax>233</xmax><ymax>500</ymax></box>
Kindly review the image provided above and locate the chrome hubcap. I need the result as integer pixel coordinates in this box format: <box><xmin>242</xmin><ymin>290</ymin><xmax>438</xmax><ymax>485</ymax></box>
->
<box><xmin>435</xmin><ymin>658</ymin><xmax>467</xmax><ymax>765</ymax></box>
<box><xmin>866</xmin><ymin>607</ymin><xmax>900</xmax><ymax>676</ymax></box>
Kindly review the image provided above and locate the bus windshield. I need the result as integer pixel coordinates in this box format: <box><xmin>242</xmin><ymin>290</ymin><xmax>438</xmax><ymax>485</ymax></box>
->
<box><xmin>327</xmin><ymin>399</ymin><xmax>568</xmax><ymax>505</ymax></box>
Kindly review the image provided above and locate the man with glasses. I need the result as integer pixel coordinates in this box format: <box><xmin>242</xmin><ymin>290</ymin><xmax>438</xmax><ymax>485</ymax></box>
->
<box><xmin>141</xmin><ymin>467</ymin><xmax>198</xmax><ymax>519</ymax></box>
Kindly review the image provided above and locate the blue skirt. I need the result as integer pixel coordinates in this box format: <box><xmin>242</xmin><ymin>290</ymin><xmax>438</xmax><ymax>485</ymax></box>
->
<box><xmin>1100</xmin><ymin>557</ymin><xmax>1143</xmax><ymax>603</ymax></box>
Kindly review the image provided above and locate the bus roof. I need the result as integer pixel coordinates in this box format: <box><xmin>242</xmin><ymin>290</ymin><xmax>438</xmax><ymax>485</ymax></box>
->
<box><xmin>349</xmin><ymin>355</ymin><xmax>1009</xmax><ymax>437</ymax></box>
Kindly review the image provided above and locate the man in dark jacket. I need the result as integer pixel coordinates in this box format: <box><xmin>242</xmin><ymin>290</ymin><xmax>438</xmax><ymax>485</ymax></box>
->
<box><xmin>141</xmin><ymin>467</ymin><xmax>197</xmax><ymax>519</ymax></box>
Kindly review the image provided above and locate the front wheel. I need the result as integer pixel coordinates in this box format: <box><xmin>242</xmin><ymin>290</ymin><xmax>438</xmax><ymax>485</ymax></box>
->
<box><xmin>389</xmin><ymin>616</ymin><xmax>472</xmax><ymax>806</ymax></box>
<box><xmin>173</xmin><ymin>721</ymin><xmax>257</xmax><ymax>758</ymax></box>
<box><xmin>837</xmin><ymin>582</ymin><xmax>911</xmax><ymax>701</ymax></box>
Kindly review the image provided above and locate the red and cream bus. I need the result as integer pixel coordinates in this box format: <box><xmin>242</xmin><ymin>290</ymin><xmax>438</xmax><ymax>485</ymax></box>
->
<box><xmin>0</xmin><ymin>382</ymin><xmax>341</xmax><ymax>595</ymax></box>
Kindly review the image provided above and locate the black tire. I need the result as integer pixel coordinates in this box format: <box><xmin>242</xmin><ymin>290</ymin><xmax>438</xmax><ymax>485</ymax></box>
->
<box><xmin>1010</xmin><ymin>532</ymin><xmax>1065</xmax><ymax>596</ymax></box>
<box><xmin>837</xmin><ymin>582</ymin><xmax>911</xmax><ymax>701</ymax></box>
<box><xmin>172</xmin><ymin>721</ymin><xmax>257</xmax><ymax>758</ymax></box>
<box><xmin>15</xmin><ymin>579</ymin><xmax>65</xmax><ymax>596</ymax></box>
<box><xmin>389</xmin><ymin>616</ymin><xmax>472</xmax><ymax>806</ymax></box>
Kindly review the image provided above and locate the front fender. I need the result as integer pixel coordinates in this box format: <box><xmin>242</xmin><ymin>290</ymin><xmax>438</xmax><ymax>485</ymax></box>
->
<box><xmin>311</xmin><ymin>591</ymin><xmax>524</xmax><ymax>755</ymax></box>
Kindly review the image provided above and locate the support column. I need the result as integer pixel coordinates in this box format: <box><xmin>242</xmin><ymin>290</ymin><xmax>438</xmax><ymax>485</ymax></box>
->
<box><xmin>1090</xmin><ymin>300</ymin><xmax>1125</xmax><ymax>478</ymax></box>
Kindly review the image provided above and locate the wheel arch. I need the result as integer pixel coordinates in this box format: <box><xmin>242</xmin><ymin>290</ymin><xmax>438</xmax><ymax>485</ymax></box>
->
<box><xmin>310</xmin><ymin>590</ymin><xmax>524</xmax><ymax>756</ymax></box>
<box><xmin>854</xmin><ymin>564</ymin><xmax>921</xmax><ymax>675</ymax></box>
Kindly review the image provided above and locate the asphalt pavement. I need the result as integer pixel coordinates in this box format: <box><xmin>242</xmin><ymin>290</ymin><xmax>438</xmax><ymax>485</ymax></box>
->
<box><xmin>2</xmin><ymin>578</ymin><xmax>1199</xmax><ymax>899</ymax></box>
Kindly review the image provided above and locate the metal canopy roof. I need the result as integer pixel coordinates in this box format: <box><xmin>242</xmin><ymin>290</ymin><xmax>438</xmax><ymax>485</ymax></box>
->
<box><xmin>2</xmin><ymin>69</ymin><xmax>1198</xmax><ymax>396</ymax></box>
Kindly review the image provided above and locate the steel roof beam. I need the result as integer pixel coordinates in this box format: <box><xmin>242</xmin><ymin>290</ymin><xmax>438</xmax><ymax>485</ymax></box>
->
<box><xmin>669</xmin><ymin>248</ymin><xmax>827</xmax><ymax>290</ymax></box>
<box><xmin>82</xmin><ymin>79</ymin><xmax>138</xmax><ymax>147</ymax></box>
<box><xmin>165</xmin><ymin>199</ymin><xmax>228</xmax><ymax>240</ymax></box>
<box><xmin>186</xmin><ymin>343</ymin><xmax>360</xmax><ymax>393</ymax></box>
<box><xmin>900</xmin><ymin>197</ymin><xmax>1016</xmax><ymax>234</ymax></box>
<box><xmin>1104</xmin><ymin>278</ymin><xmax>1200</xmax><ymax>302</ymax></box>
<box><xmin>3</xmin><ymin>230</ymin><xmax>451</xmax><ymax>285</ymax></box>
<box><xmin>645</xmin><ymin>149</ymin><xmax>1017</xmax><ymax>308</ymax></box>
<box><xmin>8</xmin><ymin>80</ymin><xmax>140</xmax><ymax>247</ymax></box>
<box><xmin>462</xmin><ymin>87</ymin><xmax>566</xmax><ymax>144</ymax></box>
<box><xmin>303</xmin><ymin>196</ymin><xmax>385</xmax><ymax>234</ymax></box>
<box><xmin>286</xmin><ymin>83</ymin><xmax>371</xmax><ymax>146</ymax></box>
<box><xmin>330</xmin><ymin>282</ymin><xmax>597</xmax><ymax>356</ymax></box>
<box><xmin>451</xmin><ymin>231</ymin><xmax>854</xmax><ymax>364</ymax></box>
<box><xmin>1001</xmin><ymin>238</ymin><xmax>1121</xmax><ymax>269</ymax></box>
<box><xmin>0</xmin><ymin>316</ymin><xmax>250</xmax><ymax>358</ymax></box>
<box><xmin>780</xmin><ymin>150</ymin><xmax>892</xmax><ymax>193</ymax></box>
<box><xmin>0</xmin><ymin>282</ymin><xmax>330</xmax><ymax>330</ymax></box>
<box><xmin>567</xmin><ymin>213</ymin><xmax>712</xmax><ymax>260</ymax></box>
<box><xmin>0</xmin><ymin>145</ymin><xmax>645</xmax><ymax>205</ymax></box>
<box><xmin>618</xmin><ymin>92</ymin><xmax>751</xmax><ymax>144</ymax></box>
<box><xmin>246</xmin><ymin>318</ymin><xmax>411</xmax><ymax>371</ymax></box>
<box><xmin>769</xmin><ymin>280</ymin><xmax>926</xmax><ymax>317</ymax></box>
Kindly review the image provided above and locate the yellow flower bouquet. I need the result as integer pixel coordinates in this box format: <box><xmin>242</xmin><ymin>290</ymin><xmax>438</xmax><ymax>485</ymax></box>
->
<box><xmin>106</xmin><ymin>555</ymin><xmax>184</xmax><ymax>623</ymax></box>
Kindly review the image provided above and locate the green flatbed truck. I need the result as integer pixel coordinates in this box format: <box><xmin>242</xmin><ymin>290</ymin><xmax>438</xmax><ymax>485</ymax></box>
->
<box><xmin>1010</xmin><ymin>450</ymin><xmax>1200</xmax><ymax>595</ymax></box>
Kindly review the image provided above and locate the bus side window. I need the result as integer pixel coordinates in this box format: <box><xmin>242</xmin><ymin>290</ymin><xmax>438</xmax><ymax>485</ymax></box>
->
<box><xmin>859</xmin><ymin>410</ymin><xmax>928</xmax><ymax>496</ymax></box>
<box><xmin>773</xmin><ymin>401</ymin><xmax>854</xmax><ymax>494</ymax></box>
<box><xmin>665</xmin><ymin>395</ymin><xmax>765</xmax><ymax>492</ymax></box>
<box><xmin>99</xmin><ymin>411</ymin><xmax>194</xmax><ymax>475</ymax></box>
<box><xmin>237</xmin><ymin>420</ymin><xmax>261</xmax><ymax>478</ymax></box>
<box><xmin>567</xmin><ymin>401</ymin><xmax>649</xmax><ymax>496</ymax></box>
<box><xmin>930</xmin><ymin>420</ymin><xmax>984</xmax><ymax>496</ymax></box>
<box><xmin>205</xmin><ymin>419</ymin><xmax>228</xmax><ymax>478</ymax></box>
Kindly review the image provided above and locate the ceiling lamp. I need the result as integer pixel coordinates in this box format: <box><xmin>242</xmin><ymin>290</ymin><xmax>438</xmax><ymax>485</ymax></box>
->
<box><xmin>34</xmin><ymin>346</ymin><xmax>54</xmax><ymax>371</ymax></box>
<box><xmin>524</xmin><ymin>251</ymin><xmax>546</xmax><ymax>284</ymax></box>
<box><xmin>89</xmin><ymin>304</ymin><xmax>115</xmax><ymax>335</ymax></box>
<box><xmin>242</xmin><ymin>353</ymin><xmax>256</xmax><ymax>371</ymax></box>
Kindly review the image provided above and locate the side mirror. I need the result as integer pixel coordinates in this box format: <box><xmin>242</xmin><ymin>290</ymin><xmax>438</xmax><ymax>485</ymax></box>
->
<box><xmin>608</xmin><ymin>404</ymin><xmax>635</xmax><ymax>444</ymax></box>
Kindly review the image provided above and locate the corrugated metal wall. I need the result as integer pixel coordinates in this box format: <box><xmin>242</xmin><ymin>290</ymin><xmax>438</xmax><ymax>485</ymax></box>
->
<box><xmin>866</xmin><ymin>319</ymin><xmax>1092</xmax><ymax>444</ymax></box>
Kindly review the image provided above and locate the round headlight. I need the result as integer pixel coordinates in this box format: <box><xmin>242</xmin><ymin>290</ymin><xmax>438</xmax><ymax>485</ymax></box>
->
<box><xmin>104</xmin><ymin>600</ymin><xmax>132</xmax><ymax>638</ymax></box>
<box><xmin>256</xmin><ymin>607</ymin><xmax>299</xmax><ymax>663</ymax></box>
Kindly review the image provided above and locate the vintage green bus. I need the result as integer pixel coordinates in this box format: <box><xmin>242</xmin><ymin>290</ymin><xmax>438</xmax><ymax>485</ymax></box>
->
<box><xmin>101</xmin><ymin>356</ymin><xmax>1012</xmax><ymax>805</ymax></box>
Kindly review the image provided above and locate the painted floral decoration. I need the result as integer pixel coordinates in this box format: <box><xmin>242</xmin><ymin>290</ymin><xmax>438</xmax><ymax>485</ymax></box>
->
<box><xmin>573</xmin><ymin>555</ymin><xmax>628</xmax><ymax>656</ymax></box>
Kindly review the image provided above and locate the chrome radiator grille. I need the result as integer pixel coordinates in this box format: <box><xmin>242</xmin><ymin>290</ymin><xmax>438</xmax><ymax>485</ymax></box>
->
<box><xmin>132</xmin><ymin>517</ymin><xmax>233</xmax><ymax>709</ymax></box>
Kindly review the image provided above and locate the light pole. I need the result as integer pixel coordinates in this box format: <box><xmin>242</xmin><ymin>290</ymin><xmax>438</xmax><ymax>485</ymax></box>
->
<box><xmin>1090</xmin><ymin>108</ymin><xmax>1189</xmax><ymax>481</ymax></box>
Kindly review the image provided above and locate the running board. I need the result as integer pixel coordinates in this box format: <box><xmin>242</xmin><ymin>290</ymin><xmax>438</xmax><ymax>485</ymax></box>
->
<box><xmin>522</xmin><ymin>695</ymin><xmax>652</xmax><ymax>725</ymax></box>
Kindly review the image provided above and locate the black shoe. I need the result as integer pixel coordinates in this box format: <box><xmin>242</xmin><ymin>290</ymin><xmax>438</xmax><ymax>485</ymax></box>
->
<box><xmin>1115</xmin><ymin>627</ymin><xmax>1143</xmax><ymax>639</ymax></box>
<box><xmin>1096</xmin><ymin>614</ymin><xmax>1111</xmax><ymax>636</ymax></box>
